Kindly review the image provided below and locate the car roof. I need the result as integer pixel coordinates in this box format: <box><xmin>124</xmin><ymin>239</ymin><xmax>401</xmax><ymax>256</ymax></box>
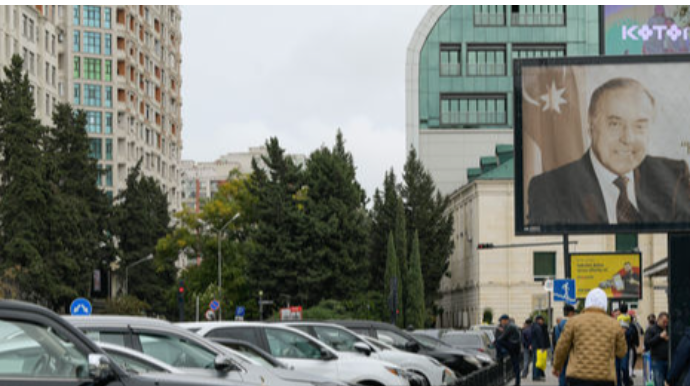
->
<box><xmin>65</xmin><ymin>315</ymin><xmax>176</xmax><ymax>329</ymax></box>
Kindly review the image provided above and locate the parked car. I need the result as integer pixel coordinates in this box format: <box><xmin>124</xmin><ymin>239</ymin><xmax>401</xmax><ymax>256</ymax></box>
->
<box><xmin>65</xmin><ymin>315</ymin><xmax>342</xmax><ymax>386</ymax></box>
<box><xmin>439</xmin><ymin>331</ymin><xmax>496</xmax><ymax>360</ymax></box>
<box><xmin>179</xmin><ymin>321</ymin><xmax>411</xmax><ymax>386</ymax></box>
<box><xmin>0</xmin><ymin>300</ymin><xmax>235</xmax><ymax>386</ymax></box>
<box><xmin>328</xmin><ymin>320</ymin><xmax>481</xmax><ymax>376</ymax></box>
<box><xmin>469</xmin><ymin>325</ymin><xmax>496</xmax><ymax>343</ymax></box>
<box><xmin>283</xmin><ymin>321</ymin><xmax>456</xmax><ymax>386</ymax></box>
<box><xmin>410</xmin><ymin>332</ymin><xmax>494</xmax><ymax>367</ymax></box>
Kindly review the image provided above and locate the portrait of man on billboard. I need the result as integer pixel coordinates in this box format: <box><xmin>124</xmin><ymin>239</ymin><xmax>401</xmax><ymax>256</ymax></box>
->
<box><xmin>527</xmin><ymin>76</ymin><xmax>690</xmax><ymax>226</ymax></box>
<box><xmin>598</xmin><ymin>261</ymin><xmax>641</xmax><ymax>298</ymax></box>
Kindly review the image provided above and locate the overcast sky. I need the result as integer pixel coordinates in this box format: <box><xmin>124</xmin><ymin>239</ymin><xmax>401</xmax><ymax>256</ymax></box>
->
<box><xmin>180</xmin><ymin>6</ymin><xmax>429</xmax><ymax>199</ymax></box>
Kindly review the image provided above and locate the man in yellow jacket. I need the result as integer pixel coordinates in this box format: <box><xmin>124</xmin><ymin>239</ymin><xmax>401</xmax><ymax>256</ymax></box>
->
<box><xmin>553</xmin><ymin>288</ymin><xmax>628</xmax><ymax>386</ymax></box>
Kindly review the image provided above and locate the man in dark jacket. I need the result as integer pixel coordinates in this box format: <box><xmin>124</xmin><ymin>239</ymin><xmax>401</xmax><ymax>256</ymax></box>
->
<box><xmin>531</xmin><ymin>315</ymin><xmax>549</xmax><ymax>381</ymax></box>
<box><xmin>496</xmin><ymin>314</ymin><xmax>522</xmax><ymax>386</ymax></box>
<box><xmin>522</xmin><ymin>319</ymin><xmax>533</xmax><ymax>379</ymax></box>
<box><xmin>667</xmin><ymin>326</ymin><xmax>690</xmax><ymax>386</ymax></box>
<box><xmin>645</xmin><ymin>312</ymin><xmax>669</xmax><ymax>386</ymax></box>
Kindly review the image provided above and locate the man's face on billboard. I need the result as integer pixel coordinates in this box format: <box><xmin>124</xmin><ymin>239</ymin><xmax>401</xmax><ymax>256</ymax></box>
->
<box><xmin>590</xmin><ymin>86</ymin><xmax>654</xmax><ymax>175</ymax></box>
<box><xmin>624</xmin><ymin>262</ymin><xmax>632</xmax><ymax>273</ymax></box>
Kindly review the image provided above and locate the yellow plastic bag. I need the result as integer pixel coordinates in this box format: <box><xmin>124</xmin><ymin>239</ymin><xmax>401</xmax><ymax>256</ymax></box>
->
<box><xmin>536</xmin><ymin>349</ymin><xmax>548</xmax><ymax>371</ymax></box>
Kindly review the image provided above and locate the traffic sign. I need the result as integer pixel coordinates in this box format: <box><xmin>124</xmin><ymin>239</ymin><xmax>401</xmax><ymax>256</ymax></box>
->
<box><xmin>235</xmin><ymin>306</ymin><xmax>245</xmax><ymax>317</ymax></box>
<box><xmin>205</xmin><ymin>309</ymin><xmax>215</xmax><ymax>321</ymax></box>
<box><xmin>70</xmin><ymin>298</ymin><xmax>92</xmax><ymax>316</ymax></box>
<box><xmin>554</xmin><ymin>279</ymin><xmax>577</xmax><ymax>305</ymax></box>
<box><xmin>209</xmin><ymin>300</ymin><xmax>220</xmax><ymax>311</ymax></box>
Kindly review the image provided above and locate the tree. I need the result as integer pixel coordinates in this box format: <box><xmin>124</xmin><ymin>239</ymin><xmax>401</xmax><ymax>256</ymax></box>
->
<box><xmin>383</xmin><ymin>232</ymin><xmax>403</xmax><ymax>327</ymax></box>
<box><xmin>401</xmin><ymin>148</ymin><xmax>454</xmax><ymax>320</ymax></box>
<box><xmin>114</xmin><ymin>160</ymin><xmax>173</xmax><ymax>317</ymax></box>
<box><xmin>368</xmin><ymin>170</ymin><xmax>398</xmax><ymax>291</ymax></box>
<box><xmin>406</xmin><ymin>231</ymin><xmax>426</xmax><ymax>329</ymax></box>
<box><xmin>0</xmin><ymin>55</ymin><xmax>51</xmax><ymax>305</ymax></box>
<box><xmin>394</xmin><ymin>196</ymin><xmax>407</xmax><ymax>326</ymax></box>
<box><xmin>302</xmin><ymin>131</ymin><xmax>370</xmax><ymax>302</ymax></box>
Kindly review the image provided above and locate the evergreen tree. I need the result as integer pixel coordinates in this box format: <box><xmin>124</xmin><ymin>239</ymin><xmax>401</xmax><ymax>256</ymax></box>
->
<box><xmin>114</xmin><ymin>160</ymin><xmax>173</xmax><ymax>317</ymax></box>
<box><xmin>401</xmin><ymin>148</ymin><xmax>454</xmax><ymax>319</ymax></box>
<box><xmin>368</xmin><ymin>169</ymin><xmax>398</xmax><ymax>291</ymax></box>
<box><xmin>0</xmin><ymin>55</ymin><xmax>51</xmax><ymax>304</ymax></box>
<box><xmin>394</xmin><ymin>196</ymin><xmax>407</xmax><ymax>326</ymax></box>
<box><xmin>303</xmin><ymin>131</ymin><xmax>369</xmax><ymax>302</ymax></box>
<box><xmin>383</xmin><ymin>232</ymin><xmax>402</xmax><ymax>326</ymax></box>
<box><xmin>406</xmin><ymin>231</ymin><xmax>426</xmax><ymax>328</ymax></box>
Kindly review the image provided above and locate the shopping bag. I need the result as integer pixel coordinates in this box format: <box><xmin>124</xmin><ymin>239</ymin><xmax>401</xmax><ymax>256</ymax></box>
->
<box><xmin>536</xmin><ymin>349</ymin><xmax>548</xmax><ymax>371</ymax></box>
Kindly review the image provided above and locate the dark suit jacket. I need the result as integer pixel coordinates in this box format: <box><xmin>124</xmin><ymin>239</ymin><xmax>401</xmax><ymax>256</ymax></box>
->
<box><xmin>528</xmin><ymin>152</ymin><xmax>690</xmax><ymax>226</ymax></box>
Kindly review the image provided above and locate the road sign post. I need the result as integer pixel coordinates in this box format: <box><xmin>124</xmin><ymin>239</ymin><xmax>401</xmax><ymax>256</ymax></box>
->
<box><xmin>70</xmin><ymin>298</ymin><xmax>92</xmax><ymax>316</ymax></box>
<box><xmin>554</xmin><ymin>279</ymin><xmax>577</xmax><ymax>305</ymax></box>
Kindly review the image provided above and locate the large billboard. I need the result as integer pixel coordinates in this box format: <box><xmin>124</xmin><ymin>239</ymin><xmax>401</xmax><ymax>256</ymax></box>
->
<box><xmin>570</xmin><ymin>252</ymin><xmax>642</xmax><ymax>300</ymax></box>
<box><xmin>514</xmin><ymin>55</ymin><xmax>690</xmax><ymax>234</ymax></box>
<box><xmin>604</xmin><ymin>5</ymin><xmax>690</xmax><ymax>55</ymax></box>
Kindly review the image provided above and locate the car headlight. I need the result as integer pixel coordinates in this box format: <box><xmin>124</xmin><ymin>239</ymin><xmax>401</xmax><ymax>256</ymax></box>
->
<box><xmin>476</xmin><ymin>353</ymin><xmax>493</xmax><ymax>363</ymax></box>
<box><xmin>442</xmin><ymin>367</ymin><xmax>457</xmax><ymax>385</ymax></box>
<box><xmin>464</xmin><ymin>355</ymin><xmax>481</xmax><ymax>367</ymax></box>
<box><xmin>385</xmin><ymin>366</ymin><xmax>407</xmax><ymax>378</ymax></box>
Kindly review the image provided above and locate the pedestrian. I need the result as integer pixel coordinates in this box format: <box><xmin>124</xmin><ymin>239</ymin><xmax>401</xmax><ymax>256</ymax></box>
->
<box><xmin>628</xmin><ymin>310</ymin><xmax>643</xmax><ymax>378</ymax></box>
<box><xmin>554</xmin><ymin>316</ymin><xmax>564</xmax><ymax>349</ymax></box>
<box><xmin>666</xmin><ymin>325</ymin><xmax>690</xmax><ymax>386</ymax></box>
<box><xmin>555</xmin><ymin>305</ymin><xmax>576</xmax><ymax>386</ymax></box>
<box><xmin>645</xmin><ymin>314</ymin><xmax>656</xmax><ymax>352</ymax></box>
<box><xmin>496</xmin><ymin>314</ymin><xmax>522</xmax><ymax>386</ymax></box>
<box><xmin>522</xmin><ymin>318</ymin><xmax>533</xmax><ymax>379</ymax></box>
<box><xmin>645</xmin><ymin>311</ymin><xmax>669</xmax><ymax>386</ymax></box>
<box><xmin>615</xmin><ymin>320</ymin><xmax>632</xmax><ymax>386</ymax></box>
<box><xmin>553</xmin><ymin>288</ymin><xmax>627</xmax><ymax>386</ymax></box>
<box><xmin>531</xmin><ymin>315</ymin><xmax>549</xmax><ymax>381</ymax></box>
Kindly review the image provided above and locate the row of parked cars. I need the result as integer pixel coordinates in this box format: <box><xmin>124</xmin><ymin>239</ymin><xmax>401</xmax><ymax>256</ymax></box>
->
<box><xmin>0</xmin><ymin>300</ymin><xmax>497</xmax><ymax>386</ymax></box>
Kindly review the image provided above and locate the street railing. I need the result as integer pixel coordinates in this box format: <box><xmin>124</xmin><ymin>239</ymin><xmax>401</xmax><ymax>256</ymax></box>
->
<box><xmin>453</xmin><ymin>356</ymin><xmax>516</xmax><ymax>386</ymax></box>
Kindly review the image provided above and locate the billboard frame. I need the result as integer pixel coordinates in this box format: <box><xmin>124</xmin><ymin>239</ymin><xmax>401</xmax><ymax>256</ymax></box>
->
<box><xmin>568</xmin><ymin>251</ymin><xmax>643</xmax><ymax>301</ymax></box>
<box><xmin>514</xmin><ymin>54</ymin><xmax>690</xmax><ymax>235</ymax></box>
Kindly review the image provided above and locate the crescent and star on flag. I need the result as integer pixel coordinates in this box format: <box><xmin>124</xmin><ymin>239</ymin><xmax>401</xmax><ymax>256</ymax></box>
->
<box><xmin>523</xmin><ymin>68</ymin><xmax>569</xmax><ymax>114</ymax></box>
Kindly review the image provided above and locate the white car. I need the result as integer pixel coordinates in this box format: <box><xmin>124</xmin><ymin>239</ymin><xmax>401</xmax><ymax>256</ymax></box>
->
<box><xmin>179</xmin><ymin>321</ymin><xmax>410</xmax><ymax>386</ymax></box>
<box><xmin>285</xmin><ymin>322</ymin><xmax>457</xmax><ymax>386</ymax></box>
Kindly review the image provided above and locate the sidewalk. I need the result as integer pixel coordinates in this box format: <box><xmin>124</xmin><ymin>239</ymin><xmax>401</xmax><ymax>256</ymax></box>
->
<box><xmin>519</xmin><ymin>366</ymin><xmax>644</xmax><ymax>386</ymax></box>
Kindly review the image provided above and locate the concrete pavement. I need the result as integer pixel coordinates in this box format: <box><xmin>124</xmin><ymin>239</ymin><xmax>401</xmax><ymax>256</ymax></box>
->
<box><xmin>518</xmin><ymin>365</ymin><xmax>645</xmax><ymax>386</ymax></box>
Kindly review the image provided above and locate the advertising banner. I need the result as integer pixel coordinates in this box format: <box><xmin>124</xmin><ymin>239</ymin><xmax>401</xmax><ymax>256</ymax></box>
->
<box><xmin>604</xmin><ymin>5</ymin><xmax>690</xmax><ymax>55</ymax></box>
<box><xmin>570</xmin><ymin>252</ymin><xmax>642</xmax><ymax>300</ymax></box>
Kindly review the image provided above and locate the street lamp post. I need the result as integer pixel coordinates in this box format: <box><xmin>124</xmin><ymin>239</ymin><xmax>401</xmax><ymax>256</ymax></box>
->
<box><xmin>125</xmin><ymin>254</ymin><xmax>153</xmax><ymax>295</ymax></box>
<box><xmin>216</xmin><ymin>213</ymin><xmax>240</xmax><ymax>321</ymax></box>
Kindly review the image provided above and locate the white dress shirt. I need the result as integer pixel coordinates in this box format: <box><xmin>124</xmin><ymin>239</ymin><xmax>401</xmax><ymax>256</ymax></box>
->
<box><xmin>589</xmin><ymin>151</ymin><xmax>638</xmax><ymax>224</ymax></box>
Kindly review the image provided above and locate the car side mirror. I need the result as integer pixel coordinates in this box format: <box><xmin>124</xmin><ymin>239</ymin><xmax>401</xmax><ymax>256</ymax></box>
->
<box><xmin>320</xmin><ymin>347</ymin><xmax>337</xmax><ymax>361</ymax></box>
<box><xmin>88</xmin><ymin>354</ymin><xmax>113</xmax><ymax>382</ymax></box>
<box><xmin>214</xmin><ymin>354</ymin><xmax>241</xmax><ymax>373</ymax></box>
<box><xmin>405</xmin><ymin>341</ymin><xmax>421</xmax><ymax>353</ymax></box>
<box><xmin>353</xmin><ymin>342</ymin><xmax>372</xmax><ymax>357</ymax></box>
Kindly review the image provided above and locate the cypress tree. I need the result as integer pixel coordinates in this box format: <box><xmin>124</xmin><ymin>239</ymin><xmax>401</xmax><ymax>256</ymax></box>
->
<box><xmin>369</xmin><ymin>169</ymin><xmax>398</xmax><ymax>291</ymax></box>
<box><xmin>394</xmin><ymin>196</ymin><xmax>407</xmax><ymax>326</ymax></box>
<box><xmin>406</xmin><ymin>231</ymin><xmax>426</xmax><ymax>328</ymax></box>
<box><xmin>383</xmin><ymin>232</ymin><xmax>402</xmax><ymax>326</ymax></box>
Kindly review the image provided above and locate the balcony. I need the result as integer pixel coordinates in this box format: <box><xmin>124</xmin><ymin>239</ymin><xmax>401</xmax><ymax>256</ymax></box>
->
<box><xmin>441</xmin><ymin>111</ymin><xmax>507</xmax><ymax>126</ymax></box>
<box><xmin>474</xmin><ymin>13</ymin><xmax>505</xmax><ymax>26</ymax></box>
<box><xmin>440</xmin><ymin>63</ymin><xmax>461</xmax><ymax>77</ymax></box>
<box><xmin>511</xmin><ymin>13</ymin><xmax>565</xmax><ymax>26</ymax></box>
<box><xmin>466</xmin><ymin>63</ymin><xmax>506</xmax><ymax>77</ymax></box>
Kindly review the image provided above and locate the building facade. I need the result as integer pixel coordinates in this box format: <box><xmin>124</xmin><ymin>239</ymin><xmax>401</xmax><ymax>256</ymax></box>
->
<box><xmin>0</xmin><ymin>5</ymin><xmax>183</xmax><ymax>208</ymax></box>
<box><xmin>406</xmin><ymin>5</ymin><xmax>600</xmax><ymax>195</ymax></box>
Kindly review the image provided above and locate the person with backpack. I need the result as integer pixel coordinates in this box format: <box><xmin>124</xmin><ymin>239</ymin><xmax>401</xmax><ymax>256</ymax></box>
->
<box><xmin>522</xmin><ymin>319</ymin><xmax>533</xmax><ymax>379</ymax></box>
<box><xmin>496</xmin><ymin>314</ymin><xmax>523</xmax><ymax>386</ymax></box>
<box><xmin>555</xmin><ymin>305</ymin><xmax>576</xmax><ymax>386</ymax></box>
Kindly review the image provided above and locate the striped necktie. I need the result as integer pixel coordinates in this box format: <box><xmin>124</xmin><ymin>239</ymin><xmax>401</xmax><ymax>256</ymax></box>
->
<box><xmin>614</xmin><ymin>176</ymin><xmax>641</xmax><ymax>223</ymax></box>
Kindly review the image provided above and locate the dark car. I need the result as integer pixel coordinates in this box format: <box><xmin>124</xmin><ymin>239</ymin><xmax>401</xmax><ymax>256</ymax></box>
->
<box><xmin>411</xmin><ymin>332</ymin><xmax>494</xmax><ymax>368</ymax></box>
<box><xmin>0</xmin><ymin>300</ymin><xmax>236</xmax><ymax>386</ymax></box>
<box><xmin>328</xmin><ymin>320</ymin><xmax>481</xmax><ymax>376</ymax></box>
<box><xmin>440</xmin><ymin>331</ymin><xmax>497</xmax><ymax>360</ymax></box>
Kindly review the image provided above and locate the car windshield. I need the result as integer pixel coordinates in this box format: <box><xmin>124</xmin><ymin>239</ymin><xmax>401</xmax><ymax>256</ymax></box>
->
<box><xmin>445</xmin><ymin>334</ymin><xmax>482</xmax><ymax>347</ymax></box>
<box><xmin>412</xmin><ymin>333</ymin><xmax>446</xmax><ymax>349</ymax></box>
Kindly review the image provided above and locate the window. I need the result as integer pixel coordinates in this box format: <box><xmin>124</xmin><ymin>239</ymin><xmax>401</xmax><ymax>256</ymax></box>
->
<box><xmin>89</xmin><ymin>138</ymin><xmax>102</xmax><ymax>159</ymax></box>
<box><xmin>84</xmin><ymin>84</ymin><xmax>101</xmax><ymax>107</ymax></box>
<box><xmin>265</xmin><ymin>328</ymin><xmax>323</xmax><ymax>359</ymax></box>
<box><xmin>440</xmin><ymin>44</ymin><xmax>461</xmax><ymax>76</ymax></box>
<box><xmin>74</xmin><ymin>57</ymin><xmax>80</xmax><ymax>78</ymax></box>
<box><xmin>105</xmin><ymin>34</ymin><xmax>112</xmax><ymax>55</ymax></box>
<box><xmin>83</xmin><ymin>31</ymin><xmax>101</xmax><ymax>54</ymax></box>
<box><xmin>105</xmin><ymin>86</ymin><xmax>112</xmax><ymax>107</ymax></box>
<box><xmin>474</xmin><ymin>5</ymin><xmax>506</xmax><ymax>26</ymax></box>
<box><xmin>512</xmin><ymin>44</ymin><xmax>565</xmax><ymax>59</ymax></box>
<box><xmin>467</xmin><ymin>45</ymin><xmax>506</xmax><ymax>76</ymax></box>
<box><xmin>440</xmin><ymin>94</ymin><xmax>507</xmax><ymax>126</ymax></box>
<box><xmin>105</xmin><ymin>139</ymin><xmax>113</xmax><ymax>161</ymax></box>
<box><xmin>105</xmin><ymin>60</ymin><xmax>112</xmax><ymax>81</ymax></box>
<box><xmin>375</xmin><ymin>329</ymin><xmax>411</xmax><ymax>351</ymax></box>
<box><xmin>137</xmin><ymin>333</ymin><xmax>216</xmax><ymax>369</ymax></box>
<box><xmin>105</xmin><ymin>112</ymin><xmax>113</xmax><ymax>134</ymax></box>
<box><xmin>84</xmin><ymin>58</ymin><xmax>101</xmax><ymax>80</ymax></box>
<box><xmin>206</xmin><ymin>327</ymin><xmax>263</xmax><ymax>347</ymax></box>
<box><xmin>511</xmin><ymin>5</ymin><xmax>565</xmax><ymax>26</ymax></box>
<box><xmin>0</xmin><ymin>320</ymin><xmax>89</xmax><ymax>379</ymax></box>
<box><xmin>105</xmin><ymin>165</ymin><xmax>113</xmax><ymax>186</ymax></box>
<box><xmin>104</xmin><ymin>7</ymin><xmax>111</xmax><ymax>29</ymax></box>
<box><xmin>73</xmin><ymin>83</ymin><xmax>81</xmax><ymax>105</ymax></box>
<box><xmin>83</xmin><ymin>6</ymin><xmax>101</xmax><ymax>28</ymax></box>
<box><xmin>533</xmin><ymin>252</ymin><xmax>556</xmax><ymax>280</ymax></box>
<box><xmin>73</xmin><ymin>30</ymin><xmax>80</xmax><ymax>52</ymax></box>
<box><xmin>615</xmin><ymin>234</ymin><xmax>638</xmax><ymax>252</ymax></box>
<box><xmin>313</xmin><ymin>326</ymin><xmax>361</xmax><ymax>353</ymax></box>
<box><xmin>86</xmin><ymin>111</ymin><xmax>102</xmax><ymax>133</ymax></box>
<box><xmin>104</xmin><ymin>349</ymin><xmax>165</xmax><ymax>374</ymax></box>
<box><xmin>84</xmin><ymin>330</ymin><xmax>127</xmax><ymax>347</ymax></box>
<box><xmin>73</xmin><ymin>5</ymin><xmax>80</xmax><ymax>25</ymax></box>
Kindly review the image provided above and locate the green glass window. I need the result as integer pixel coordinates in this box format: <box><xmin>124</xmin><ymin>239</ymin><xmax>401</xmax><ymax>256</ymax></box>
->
<box><xmin>83</xmin><ymin>6</ymin><xmax>101</xmax><ymax>28</ymax></box>
<box><xmin>89</xmin><ymin>138</ymin><xmax>102</xmax><ymax>160</ymax></box>
<box><xmin>83</xmin><ymin>32</ymin><xmax>101</xmax><ymax>55</ymax></box>
<box><xmin>105</xmin><ymin>60</ymin><xmax>112</xmax><ymax>82</ymax></box>
<box><xmin>473</xmin><ymin>5</ymin><xmax>506</xmax><ymax>26</ymax></box>
<box><xmin>440</xmin><ymin>44</ymin><xmax>461</xmax><ymax>76</ymax></box>
<box><xmin>73</xmin><ymin>5</ymin><xmax>80</xmax><ymax>25</ymax></box>
<box><xmin>84</xmin><ymin>58</ymin><xmax>101</xmax><ymax>80</ymax></box>
<box><xmin>86</xmin><ymin>111</ymin><xmax>102</xmax><ymax>133</ymax></box>
<box><xmin>534</xmin><ymin>252</ymin><xmax>556</xmax><ymax>281</ymax></box>
<box><xmin>73</xmin><ymin>57</ymin><xmax>80</xmax><ymax>78</ymax></box>
<box><xmin>511</xmin><ymin>5</ymin><xmax>565</xmax><ymax>26</ymax></box>
<box><xmin>104</xmin><ymin>7</ymin><xmax>111</xmax><ymax>29</ymax></box>
<box><xmin>441</xmin><ymin>94</ymin><xmax>506</xmax><ymax>126</ymax></box>
<box><xmin>105</xmin><ymin>86</ymin><xmax>112</xmax><ymax>108</ymax></box>
<box><xmin>105</xmin><ymin>34</ymin><xmax>112</xmax><ymax>56</ymax></box>
<box><xmin>105</xmin><ymin>112</ymin><xmax>113</xmax><ymax>134</ymax></box>
<box><xmin>84</xmin><ymin>84</ymin><xmax>101</xmax><ymax>107</ymax></box>
<box><xmin>615</xmin><ymin>234</ymin><xmax>638</xmax><ymax>252</ymax></box>
<box><xmin>105</xmin><ymin>165</ymin><xmax>113</xmax><ymax>186</ymax></box>
<box><xmin>105</xmin><ymin>140</ymin><xmax>113</xmax><ymax>161</ymax></box>
<box><xmin>512</xmin><ymin>44</ymin><xmax>566</xmax><ymax>59</ymax></box>
<box><xmin>73</xmin><ymin>83</ymin><xmax>81</xmax><ymax>105</ymax></box>
<box><xmin>73</xmin><ymin>31</ymin><xmax>80</xmax><ymax>52</ymax></box>
<box><xmin>467</xmin><ymin>45</ymin><xmax>506</xmax><ymax>76</ymax></box>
